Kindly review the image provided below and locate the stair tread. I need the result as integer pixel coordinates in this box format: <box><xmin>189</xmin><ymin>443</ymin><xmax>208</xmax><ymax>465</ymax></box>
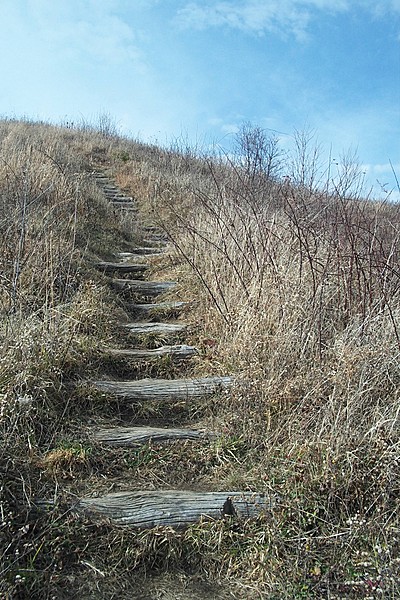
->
<box><xmin>96</xmin><ymin>261</ymin><xmax>148</xmax><ymax>274</ymax></box>
<box><xmin>77</xmin><ymin>489</ymin><xmax>275</xmax><ymax>528</ymax></box>
<box><xmin>122</xmin><ymin>322</ymin><xmax>187</xmax><ymax>334</ymax></box>
<box><xmin>93</xmin><ymin>376</ymin><xmax>233</xmax><ymax>401</ymax></box>
<box><xmin>116</xmin><ymin>248</ymin><xmax>164</xmax><ymax>257</ymax></box>
<box><xmin>103</xmin><ymin>344</ymin><xmax>198</xmax><ymax>359</ymax></box>
<box><xmin>111</xmin><ymin>279</ymin><xmax>176</xmax><ymax>297</ymax></box>
<box><xmin>92</xmin><ymin>425</ymin><xmax>214</xmax><ymax>446</ymax></box>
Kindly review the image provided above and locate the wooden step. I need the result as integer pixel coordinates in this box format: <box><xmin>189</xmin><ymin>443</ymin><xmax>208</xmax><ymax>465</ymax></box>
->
<box><xmin>110</xmin><ymin>198</ymin><xmax>135</xmax><ymax>204</ymax></box>
<box><xmin>127</xmin><ymin>301</ymin><xmax>188</xmax><ymax>315</ymax></box>
<box><xmin>111</xmin><ymin>279</ymin><xmax>176</xmax><ymax>296</ymax></box>
<box><xmin>77</xmin><ymin>490</ymin><xmax>275</xmax><ymax>528</ymax></box>
<box><xmin>115</xmin><ymin>252</ymin><xmax>154</xmax><ymax>263</ymax></box>
<box><xmin>143</xmin><ymin>239</ymin><xmax>168</xmax><ymax>247</ymax></box>
<box><xmin>111</xmin><ymin>202</ymin><xmax>137</xmax><ymax>210</ymax></box>
<box><xmin>96</xmin><ymin>262</ymin><xmax>148</xmax><ymax>275</ymax></box>
<box><xmin>122</xmin><ymin>322</ymin><xmax>186</xmax><ymax>335</ymax></box>
<box><xmin>115</xmin><ymin>251</ymin><xmax>163</xmax><ymax>263</ymax></box>
<box><xmin>93</xmin><ymin>173</ymin><xmax>109</xmax><ymax>182</ymax></box>
<box><xmin>103</xmin><ymin>344</ymin><xmax>198</xmax><ymax>360</ymax></box>
<box><xmin>143</xmin><ymin>225</ymin><xmax>164</xmax><ymax>233</ymax></box>
<box><xmin>93</xmin><ymin>425</ymin><xmax>213</xmax><ymax>446</ymax></box>
<box><xmin>92</xmin><ymin>376</ymin><xmax>233</xmax><ymax>401</ymax></box>
<box><xmin>143</xmin><ymin>233</ymin><xmax>168</xmax><ymax>242</ymax></box>
<box><xmin>102</xmin><ymin>188</ymin><xmax>128</xmax><ymax>194</ymax></box>
<box><xmin>102</xmin><ymin>185</ymin><xmax>119</xmax><ymax>191</ymax></box>
<box><xmin>104</xmin><ymin>190</ymin><xmax>130</xmax><ymax>197</ymax></box>
<box><xmin>118</xmin><ymin>248</ymin><xmax>164</xmax><ymax>257</ymax></box>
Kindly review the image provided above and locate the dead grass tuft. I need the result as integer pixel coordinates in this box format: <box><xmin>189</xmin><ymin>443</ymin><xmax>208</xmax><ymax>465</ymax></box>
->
<box><xmin>1</xmin><ymin>118</ymin><xmax>399</xmax><ymax>598</ymax></box>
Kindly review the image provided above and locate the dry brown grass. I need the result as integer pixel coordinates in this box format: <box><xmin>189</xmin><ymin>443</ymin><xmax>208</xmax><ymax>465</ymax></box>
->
<box><xmin>139</xmin><ymin>129</ymin><xmax>400</xmax><ymax>597</ymax></box>
<box><xmin>1</xmin><ymin>118</ymin><xmax>399</xmax><ymax>599</ymax></box>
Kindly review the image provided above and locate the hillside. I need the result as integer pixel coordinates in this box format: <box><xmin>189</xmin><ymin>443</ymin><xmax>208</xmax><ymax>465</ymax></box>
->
<box><xmin>0</xmin><ymin>118</ymin><xmax>399</xmax><ymax>599</ymax></box>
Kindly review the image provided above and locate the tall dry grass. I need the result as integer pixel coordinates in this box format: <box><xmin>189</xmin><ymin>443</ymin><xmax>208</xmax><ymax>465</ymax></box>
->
<box><xmin>1</xmin><ymin>117</ymin><xmax>399</xmax><ymax>597</ymax></box>
<box><xmin>150</xmin><ymin>127</ymin><xmax>400</xmax><ymax>596</ymax></box>
<box><xmin>0</xmin><ymin>117</ymin><xmax>144</xmax><ymax>598</ymax></box>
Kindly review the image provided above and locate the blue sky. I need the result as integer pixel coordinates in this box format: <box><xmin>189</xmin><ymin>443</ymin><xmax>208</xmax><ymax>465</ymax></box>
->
<box><xmin>0</xmin><ymin>0</ymin><xmax>399</xmax><ymax>198</ymax></box>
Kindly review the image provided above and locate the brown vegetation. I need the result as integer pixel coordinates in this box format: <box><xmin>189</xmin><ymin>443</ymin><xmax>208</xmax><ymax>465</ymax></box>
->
<box><xmin>0</xmin><ymin>117</ymin><xmax>399</xmax><ymax>598</ymax></box>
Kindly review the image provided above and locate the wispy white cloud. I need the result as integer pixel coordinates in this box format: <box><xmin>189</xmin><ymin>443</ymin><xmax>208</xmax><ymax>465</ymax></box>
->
<box><xmin>176</xmin><ymin>1</ymin><xmax>306</xmax><ymax>40</ymax></box>
<box><xmin>176</xmin><ymin>0</ymin><xmax>400</xmax><ymax>39</ymax></box>
<box><xmin>364</xmin><ymin>0</ymin><xmax>400</xmax><ymax>17</ymax></box>
<box><xmin>176</xmin><ymin>1</ymin><xmax>348</xmax><ymax>39</ymax></box>
<box><xmin>363</xmin><ymin>162</ymin><xmax>400</xmax><ymax>176</ymax></box>
<box><xmin>25</xmin><ymin>0</ymin><xmax>145</xmax><ymax>68</ymax></box>
<box><xmin>361</xmin><ymin>162</ymin><xmax>400</xmax><ymax>198</ymax></box>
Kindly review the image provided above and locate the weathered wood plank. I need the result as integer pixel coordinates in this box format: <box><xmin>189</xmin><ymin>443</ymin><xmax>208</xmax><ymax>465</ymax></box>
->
<box><xmin>92</xmin><ymin>376</ymin><xmax>233</xmax><ymax>401</ymax></box>
<box><xmin>114</xmin><ymin>253</ymin><xmax>155</xmax><ymax>265</ymax></box>
<box><xmin>130</xmin><ymin>301</ymin><xmax>188</xmax><ymax>313</ymax></box>
<box><xmin>103</xmin><ymin>344</ymin><xmax>198</xmax><ymax>360</ymax></box>
<box><xmin>143</xmin><ymin>239</ymin><xmax>168</xmax><ymax>247</ymax></box>
<box><xmin>101</xmin><ymin>186</ymin><xmax>132</xmax><ymax>198</ymax></box>
<box><xmin>105</xmin><ymin>193</ymin><xmax>133</xmax><ymax>201</ymax></box>
<box><xmin>102</xmin><ymin>185</ymin><xmax>119</xmax><ymax>191</ymax></box>
<box><xmin>116</xmin><ymin>248</ymin><xmax>164</xmax><ymax>257</ymax></box>
<box><xmin>143</xmin><ymin>234</ymin><xmax>168</xmax><ymax>242</ymax></box>
<box><xmin>111</xmin><ymin>279</ymin><xmax>176</xmax><ymax>296</ymax></box>
<box><xmin>96</xmin><ymin>262</ymin><xmax>148</xmax><ymax>274</ymax></box>
<box><xmin>111</xmin><ymin>202</ymin><xmax>137</xmax><ymax>210</ymax></box>
<box><xmin>109</xmin><ymin>195</ymin><xmax>134</xmax><ymax>201</ymax></box>
<box><xmin>142</xmin><ymin>225</ymin><xmax>164</xmax><ymax>233</ymax></box>
<box><xmin>77</xmin><ymin>490</ymin><xmax>275</xmax><ymax>528</ymax></box>
<box><xmin>122</xmin><ymin>322</ymin><xmax>186</xmax><ymax>335</ymax></box>
<box><xmin>93</xmin><ymin>426</ymin><xmax>213</xmax><ymax>446</ymax></box>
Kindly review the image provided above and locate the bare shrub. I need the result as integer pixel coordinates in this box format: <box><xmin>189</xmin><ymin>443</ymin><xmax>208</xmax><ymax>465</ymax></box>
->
<box><xmin>154</xmin><ymin>126</ymin><xmax>400</xmax><ymax>595</ymax></box>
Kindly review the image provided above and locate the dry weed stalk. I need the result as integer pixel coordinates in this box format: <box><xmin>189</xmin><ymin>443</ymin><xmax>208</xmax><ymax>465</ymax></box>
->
<box><xmin>149</xmin><ymin>126</ymin><xmax>400</xmax><ymax>595</ymax></box>
<box><xmin>0</xmin><ymin>119</ymin><xmax>399</xmax><ymax>598</ymax></box>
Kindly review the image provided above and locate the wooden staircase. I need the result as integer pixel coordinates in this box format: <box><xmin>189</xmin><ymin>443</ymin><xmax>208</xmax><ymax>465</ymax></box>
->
<box><xmin>74</xmin><ymin>172</ymin><xmax>274</xmax><ymax>528</ymax></box>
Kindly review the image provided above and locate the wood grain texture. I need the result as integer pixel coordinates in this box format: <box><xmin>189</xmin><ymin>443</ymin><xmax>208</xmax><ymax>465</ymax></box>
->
<box><xmin>93</xmin><ymin>425</ymin><xmax>213</xmax><ymax>446</ymax></box>
<box><xmin>111</xmin><ymin>279</ymin><xmax>176</xmax><ymax>296</ymax></box>
<box><xmin>103</xmin><ymin>344</ymin><xmax>198</xmax><ymax>360</ymax></box>
<box><xmin>143</xmin><ymin>239</ymin><xmax>167</xmax><ymax>247</ymax></box>
<box><xmin>122</xmin><ymin>322</ymin><xmax>187</xmax><ymax>335</ymax></box>
<box><xmin>93</xmin><ymin>376</ymin><xmax>233</xmax><ymax>401</ymax></box>
<box><xmin>116</xmin><ymin>248</ymin><xmax>164</xmax><ymax>257</ymax></box>
<box><xmin>96</xmin><ymin>262</ymin><xmax>148</xmax><ymax>274</ymax></box>
<box><xmin>111</xmin><ymin>202</ymin><xmax>137</xmax><ymax>210</ymax></box>
<box><xmin>126</xmin><ymin>301</ymin><xmax>188</xmax><ymax>315</ymax></box>
<box><xmin>77</xmin><ymin>490</ymin><xmax>275</xmax><ymax>528</ymax></box>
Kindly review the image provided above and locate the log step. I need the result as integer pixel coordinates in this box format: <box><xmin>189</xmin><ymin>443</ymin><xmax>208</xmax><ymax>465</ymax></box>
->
<box><xmin>116</xmin><ymin>248</ymin><xmax>164</xmax><ymax>257</ymax></box>
<box><xmin>102</xmin><ymin>187</ymin><xmax>130</xmax><ymax>196</ymax></box>
<box><xmin>143</xmin><ymin>239</ymin><xmax>168</xmax><ymax>247</ymax></box>
<box><xmin>77</xmin><ymin>490</ymin><xmax>275</xmax><ymax>528</ymax></box>
<box><xmin>104</xmin><ymin>192</ymin><xmax>133</xmax><ymax>201</ymax></box>
<box><xmin>115</xmin><ymin>253</ymin><xmax>154</xmax><ymax>264</ymax></box>
<box><xmin>92</xmin><ymin>376</ymin><xmax>233</xmax><ymax>401</ymax></box>
<box><xmin>111</xmin><ymin>202</ymin><xmax>137</xmax><ymax>210</ymax></box>
<box><xmin>143</xmin><ymin>225</ymin><xmax>164</xmax><ymax>233</ymax></box>
<box><xmin>114</xmin><ymin>251</ymin><xmax>162</xmax><ymax>262</ymax></box>
<box><xmin>108</xmin><ymin>196</ymin><xmax>134</xmax><ymax>203</ymax></box>
<box><xmin>93</xmin><ymin>425</ymin><xmax>213</xmax><ymax>446</ymax></box>
<box><xmin>103</xmin><ymin>344</ymin><xmax>198</xmax><ymax>360</ymax></box>
<box><xmin>144</xmin><ymin>233</ymin><xmax>168</xmax><ymax>242</ymax></box>
<box><xmin>111</xmin><ymin>279</ymin><xmax>176</xmax><ymax>296</ymax></box>
<box><xmin>126</xmin><ymin>301</ymin><xmax>188</xmax><ymax>315</ymax></box>
<box><xmin>122</xmin><ymin>322</ymin><xmax>186</xmax><ymax>335</ymax></box>
<box><xmin>96</xmin><ymin>262</ymin><xmax>148</xmax><ymax>274</ymax></box>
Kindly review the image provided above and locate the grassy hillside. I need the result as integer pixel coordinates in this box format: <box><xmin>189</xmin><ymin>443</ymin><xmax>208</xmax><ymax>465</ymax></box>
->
<box><xmin>0</xmin><ymin>118</ymin><xmax>399</xmax><ymax>599</ymax></box>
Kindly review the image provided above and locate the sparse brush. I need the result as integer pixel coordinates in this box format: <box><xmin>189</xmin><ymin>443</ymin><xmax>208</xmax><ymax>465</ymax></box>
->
<box><xmin>146</xmin><ymin>126</ymin><xmax>400</xmax><ymax>596</ymax></box>
<box><xmin>1</xmin><ymin>118</ymin><xmax>399</xmax><ymax>599</ymax></box>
